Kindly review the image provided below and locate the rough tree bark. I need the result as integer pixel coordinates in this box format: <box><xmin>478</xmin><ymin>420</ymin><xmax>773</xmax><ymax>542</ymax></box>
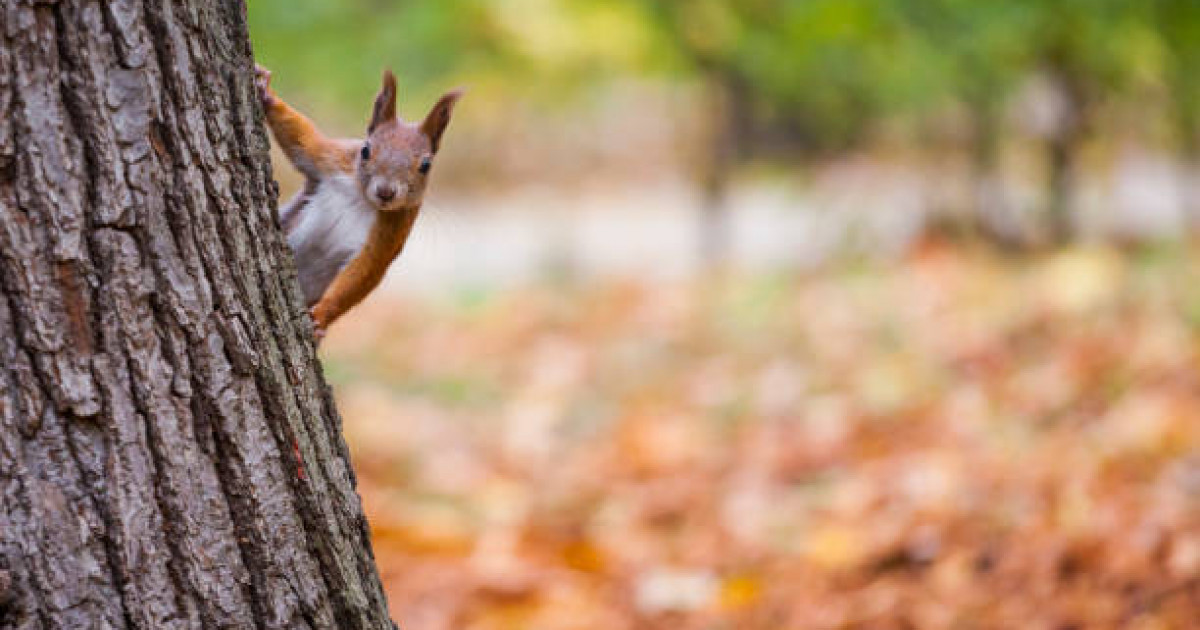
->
<box><xmin>0</xmin><ymin>1</ymin><xmax>393</xmax><ymax>628</ymax></box>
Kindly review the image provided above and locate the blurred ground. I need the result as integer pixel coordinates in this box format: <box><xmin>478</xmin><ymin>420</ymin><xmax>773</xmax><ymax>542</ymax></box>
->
<box><xmin>322</xmin><ymin>244</ymin><xmax>1200</xmax><ymax>630</ymax></box>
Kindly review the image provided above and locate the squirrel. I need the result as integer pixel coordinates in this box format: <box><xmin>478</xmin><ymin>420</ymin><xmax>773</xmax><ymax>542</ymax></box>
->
<box><xmin>255</xmin><ymin>64</ymin><xmax>461</xmax><ymax>339</ymax></box>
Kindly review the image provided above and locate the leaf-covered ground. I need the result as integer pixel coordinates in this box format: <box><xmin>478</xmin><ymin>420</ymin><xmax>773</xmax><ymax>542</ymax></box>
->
<box><xmin>322</xmin><ymin>245</ymin><xmax>1200</xmax><ymax>630</ymax></box>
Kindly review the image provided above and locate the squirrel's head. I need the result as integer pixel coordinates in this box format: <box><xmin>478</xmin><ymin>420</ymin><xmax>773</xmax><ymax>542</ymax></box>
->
<box><xmin>357</xmin><ymin>69</ymin><xmax>462</xmax><ymax>212</ymax></box>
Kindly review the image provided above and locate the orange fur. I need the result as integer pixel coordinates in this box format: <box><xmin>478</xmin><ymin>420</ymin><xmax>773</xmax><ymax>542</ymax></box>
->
<box><xmin>263</xmin><ymin>97</ymin><xmax>353</xmax><ymax>176</ymax></box>
<box><xmin>309</xmin><ymin>210</ymin><xmax>417</xmax><ymax>331</ymax></box>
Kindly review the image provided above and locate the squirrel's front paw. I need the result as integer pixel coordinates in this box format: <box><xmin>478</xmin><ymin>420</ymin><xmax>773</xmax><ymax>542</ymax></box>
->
<box><xmin>254</xmin><ymin>64</ymin><xmax>276</xmax><ymax>107</ymax></box>
<box><xmin>308</xmin><ymin>305</ymin><xmax>328</xmax><ymax>343</ymax></box>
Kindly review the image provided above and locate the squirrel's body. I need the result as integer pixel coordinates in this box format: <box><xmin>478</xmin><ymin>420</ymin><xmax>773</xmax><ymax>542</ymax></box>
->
<box><xmin>255</xmin><ymin>66</ymin><xmax>460</xmax><ymax>338</ymax></box>
<box><xmin>283</xmin><ymin>171</ymin><xmax>377</xmax><ymax>305</ymax></box>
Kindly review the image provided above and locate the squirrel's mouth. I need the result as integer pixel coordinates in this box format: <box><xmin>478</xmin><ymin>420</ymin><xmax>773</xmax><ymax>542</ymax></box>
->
<box><xmin>364</xmin><ymin>182</ymin><xmax>419</xmax><ymax>213</ymax></box>
<box><xmin>361</xmin><ymin>192</ymin><xmax>411</xmax><ymax>213</ymax></box>
<box><xmin>372</xmin><ymin>199</ymin><xmax>420</xmax><ymax>215</ymax></box>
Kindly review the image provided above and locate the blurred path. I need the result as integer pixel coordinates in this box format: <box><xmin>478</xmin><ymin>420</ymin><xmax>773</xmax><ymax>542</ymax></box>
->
<box><xmin>381</xmin><ymin>152</ymin><xmax>1191</xmax><ymax>295</ymax></box>
<box><xmin>383</xmin><ymin>177</ymin><xmax>924</xmax><ymax>294</ymax></box>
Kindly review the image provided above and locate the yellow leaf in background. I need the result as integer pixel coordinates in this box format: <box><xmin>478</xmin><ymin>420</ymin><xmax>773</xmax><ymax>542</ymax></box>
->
<box><xmin>1037</xmin><ymin>247</ymin><xmax>1124</xmax><ymax>315</ymax></box>
<box><xmin>719</xmin><ymin>574</ymin><xmax>763</xmax><ymax>611</ymax></box>
<box><xmin>561</xmin><ymin>540</ymin><xmax>606</xmax><ymax>573</ymax></box>
<box><xmin>804</xmin><ymin>525</ymin><xmax>865</xmax><ymax>570</ymax></box>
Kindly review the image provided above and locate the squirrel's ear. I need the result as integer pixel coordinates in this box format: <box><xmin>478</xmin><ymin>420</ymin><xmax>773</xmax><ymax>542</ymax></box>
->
<box><xmin>420</xmin><ymin>89</ymin><xmax>463</xmax><ymax>153</ymax></box>
<box><xmin>368</xmin><ymin>69</ymin><xmax>398</xmax><ymax>133</ymax></box>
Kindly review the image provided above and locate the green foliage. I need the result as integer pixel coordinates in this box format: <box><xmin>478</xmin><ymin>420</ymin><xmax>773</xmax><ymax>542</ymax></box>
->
<box><xmin>1151</xmin><ymin>0</ymin><xmax>1200</xmax><ymax>149</ymax></box>
<box><xmin>248</xmin><ymin>0</ymin><xmax>507</xmax><ymax>123</ymax></box>
<box><xmin>894</xmin><ymin>0</ymin><xmax>1033</xmax><ymax>107</ymax></box>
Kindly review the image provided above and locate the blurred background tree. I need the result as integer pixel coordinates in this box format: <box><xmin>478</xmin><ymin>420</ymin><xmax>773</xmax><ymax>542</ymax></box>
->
<box><xmin>625</xmin><ymin>0</ymin><xmax>913</xmax><ymax>263</ymax></box>
<box><xmin>893</xmin><ymin>0</ymin><xmax>1032</xmax><ymax>243</ymax></box>
<box><xmin>1022</xmin><ymin>0</ymin><xmax>1153</xmax><ymax>243</ymax></box>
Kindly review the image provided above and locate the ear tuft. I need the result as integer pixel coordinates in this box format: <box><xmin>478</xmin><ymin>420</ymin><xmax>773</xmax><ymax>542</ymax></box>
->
<box><xmin>421</xmin><ymin>88</ymin><xmax>463</xmax><ymax>153</ymax></box>
<box><xmin>368</xmin><ymin>69</ymin><xmax>398</xmax><ymax>133</ymax></box>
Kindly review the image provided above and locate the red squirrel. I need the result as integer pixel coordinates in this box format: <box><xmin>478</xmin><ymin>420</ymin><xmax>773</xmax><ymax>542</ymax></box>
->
<box><xmin>255</xmin><ymin>65</ymin><xmax>461</xmax><ymax>339</ymax></box>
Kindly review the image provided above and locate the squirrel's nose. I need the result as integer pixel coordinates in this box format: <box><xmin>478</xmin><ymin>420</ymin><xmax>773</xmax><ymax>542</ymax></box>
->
<box><xmin>375</xmin><ymin>184</ymin><xmax>396</xmax><ymax>202</ymax></box>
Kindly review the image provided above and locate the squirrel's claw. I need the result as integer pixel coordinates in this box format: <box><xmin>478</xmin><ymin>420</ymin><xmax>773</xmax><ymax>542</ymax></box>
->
<box><xmin>254</xmin><ymin>64</ymin><xmax>276</xmax><ymax>107</ymax></box>
<box><xmin>308</xmin><ymin>305</ymin><xmax>327</xmax><ymax>343</ymax></box>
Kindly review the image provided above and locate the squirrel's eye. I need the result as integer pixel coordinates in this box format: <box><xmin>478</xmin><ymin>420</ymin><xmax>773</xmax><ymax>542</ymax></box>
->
<box><xmin>360</xmin><ymin>144</ymin><xmax>371</xmax><ymax>161</ymax></box>
<box><xmin>418</xmin><ymin>156</ymin><xmax>432</xmax><ymax>174</ymax></box>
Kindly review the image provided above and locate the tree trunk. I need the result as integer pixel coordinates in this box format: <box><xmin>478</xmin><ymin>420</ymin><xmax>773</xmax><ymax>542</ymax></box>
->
<box><xmin>697</xmin><ymin>72</ymin><xmax>737</xmax><ymax>269</ymax></box>
<box><xmin>1043</xmin><ymin>70</ymin><xmax>1086</xmax><ymax>246</ymax></box>
<box><xmin>1046</xmin><ymin>132</ymin><xmax>1078</xmax><ymax>245</ymax></box>
<box><xmin>0</xmin><ymin>1</ymin><xmax>393</xmax><ymax>629</ymax></box>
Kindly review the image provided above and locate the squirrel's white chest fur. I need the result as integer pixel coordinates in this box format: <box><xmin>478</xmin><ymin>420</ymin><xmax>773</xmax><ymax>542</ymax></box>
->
<box><xmin>283</xmin><ymin>174</ymin><xmax>376</xmax><ymax>305</ymax></box>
